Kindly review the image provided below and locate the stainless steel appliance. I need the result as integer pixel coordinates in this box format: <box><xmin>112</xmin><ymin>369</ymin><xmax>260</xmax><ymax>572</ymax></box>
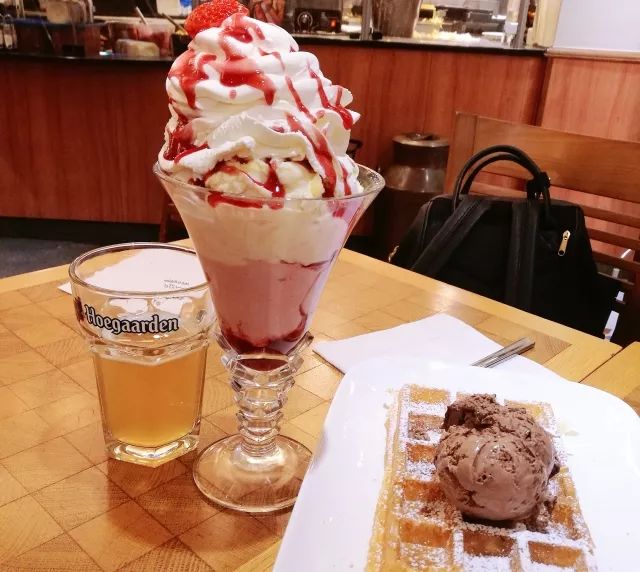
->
<box><xmin>285</xmin><ymin>0</ymin><xmax>343</xmax><ymax>33</ymax></box>
<box><xmin>293</xmin><ymin>7</ymin><xmax>341</xmax><ymax>33</ymax></box>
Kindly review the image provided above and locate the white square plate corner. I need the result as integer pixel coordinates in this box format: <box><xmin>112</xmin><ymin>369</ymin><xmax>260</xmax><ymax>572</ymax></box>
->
<box><xmin>275</xmin><ymin>358</ymin><xmax>640</xmax><ymax>572</ymax></box>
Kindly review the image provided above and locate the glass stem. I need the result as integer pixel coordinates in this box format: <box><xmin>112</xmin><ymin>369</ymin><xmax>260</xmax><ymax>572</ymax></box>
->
<box><xmin>218</xmin><ymin>331</ymin><xmax>311</xmax><ymax>459</ymax></box>
<box><xmin>231</xmin><ymin>370</ymin><xmax>294</xmax><ymax>457</ymax></box>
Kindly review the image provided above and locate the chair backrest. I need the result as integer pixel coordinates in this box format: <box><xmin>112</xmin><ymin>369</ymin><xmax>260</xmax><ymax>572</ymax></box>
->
<box><xmin>446</xmin><ymin>113</ymin><xmax>640</xmax><ymax>344</ymax></box>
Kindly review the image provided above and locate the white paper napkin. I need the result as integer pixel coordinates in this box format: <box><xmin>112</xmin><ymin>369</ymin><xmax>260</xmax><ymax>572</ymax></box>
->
<box><xmin>313</xmin><ymin>313</ymin><xmax>565</xmax><ymax>382</ymax></box>
<box><xmin>59</xmin><ymin>248</ymin><xmax>206</xmax><ymax>294</ymax></box>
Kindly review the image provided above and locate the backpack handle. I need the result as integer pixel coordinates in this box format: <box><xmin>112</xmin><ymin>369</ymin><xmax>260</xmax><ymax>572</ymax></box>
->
<box><xmin>452</xmin><ymin>145</ymin><xmax>552</xmax><ymax>218</ymax></box>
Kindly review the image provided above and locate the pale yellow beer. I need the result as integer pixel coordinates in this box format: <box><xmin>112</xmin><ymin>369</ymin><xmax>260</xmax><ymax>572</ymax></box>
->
<box><xmin>94</xmin><ymin>346</ymin><xmax>207</xmax><ymax>447</ymax></box>
<box><xmin>69</xmin><ymin>243</ymin><xmax>214</xmax><ymax>466</ymax></box>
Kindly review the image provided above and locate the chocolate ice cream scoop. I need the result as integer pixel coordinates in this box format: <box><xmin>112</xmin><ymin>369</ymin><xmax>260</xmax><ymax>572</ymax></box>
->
<box><xmin>442</xmin><ymin>393</ymin><xmax>502</xmax><ymax>428</ymax></box>
<box><xmin>443</xmin><ymin>394</ymin><xmax>557</xmax><ymax>477</ymax></box>
<box><xmin>435</xmin><ymin>394</ymin><xmax>558</xmax><ymax>522</ymax></box>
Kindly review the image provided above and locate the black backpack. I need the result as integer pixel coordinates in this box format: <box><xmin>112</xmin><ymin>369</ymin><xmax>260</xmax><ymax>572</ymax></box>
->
<box><xmin>390</xmin><ymin>145</ymin><xmax>619</xmax><ymax>337</ymax></box>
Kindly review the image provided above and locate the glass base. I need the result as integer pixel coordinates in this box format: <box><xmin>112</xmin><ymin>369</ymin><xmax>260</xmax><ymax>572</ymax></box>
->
<box><xmin>106</xmin><ymin>434</ymin><xmax>199</xmax><ymax>467</ymax></box>
<box><xmin>193</xmin><ymin>434</ymin><xmax>312</xmax><ymax>513</ymax></box>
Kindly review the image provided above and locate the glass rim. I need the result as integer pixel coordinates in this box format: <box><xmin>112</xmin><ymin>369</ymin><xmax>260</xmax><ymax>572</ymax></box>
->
<box><xmin>152</xmin><ymin>162</ymin><xmax>385</xmax><ymax>205</ymax></box>
<box><xmin>68</xmin><ymin>242</ymin><xmax>209</xmax><ymax>297</ymax></box>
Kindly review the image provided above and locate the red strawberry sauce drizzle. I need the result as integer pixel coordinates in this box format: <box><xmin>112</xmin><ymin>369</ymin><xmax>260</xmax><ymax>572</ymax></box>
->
<box><xmin>167</xmin><ymin>14</ymin><xmax>357</xmax><ymax>204</ymax></box>
<box><xmin>287</xmin><ymin>114</ymin><xmax>352</xmax><ymax>198</ymax></box>
<box><xmin>308</xmin><ymin>68</ymin><xmax>353</xmax><ymax>130</ymax></box>
<box><xmin>169</xmin><ymin>52</ymin><xmax>217</xmax><ymax>109</ymax></box>
<box><xmin>170</xmin><ymin>16</ymin><xmax>275</xmax><ymax>110</ymax></box>
<box><xmin>259</xmin><ymin>47</ymin><xmax>315</xmax><ymax>123</ymax></box>
<box><xmin>264</xmin><ymin>162</ymin><xmax>284</xmax><ymax>197</ymax></box>
<box><xmin>340</xmin><ymin>163</ymin><xmax>352</xmax><ymax>197</ymax></box>
<box><xmin>285</xmin><ymin>76</ymin><xmax>315</xmax><ymax>123</ymax></box>
<box><xmin>214</xmin><ymin>15</ymin><xmax>276</xmax><ymax>105</ymax></box>
<box><xmin>175</xmin><ymin>143</ymin><xmax>208</xmax><ymax>162</ymax></box>
<box><xmin>163</xmin><ymin>113</ymin><xmax>206</xmax><ymax>161</ymax></box>
<box><xmin>199</xmin><ymin>160</ymin><xmax>284</xmax><ymax>209</ymax></box>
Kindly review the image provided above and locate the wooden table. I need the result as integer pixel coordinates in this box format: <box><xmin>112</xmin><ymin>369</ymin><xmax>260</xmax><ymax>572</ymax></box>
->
<box><xmin>0</xmin><ymin>249</ymin><xmax>623</xmax><ymax>571</ymax></box>
<box><xmin>583</xmin><ymin>342</ymin><xmax>640</xmax><ymax>415</ymax></box>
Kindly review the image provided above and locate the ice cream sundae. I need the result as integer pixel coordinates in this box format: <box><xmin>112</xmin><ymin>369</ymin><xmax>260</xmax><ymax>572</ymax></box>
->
<box><xmin>156</xmin><ymin>0</ymin><xmax>375</xmax><ymax>355</ymax></box>
<box><xmin>154</xmin><ymin>0</ymin><xmax>383</xmax><ymax>513</ymax></box>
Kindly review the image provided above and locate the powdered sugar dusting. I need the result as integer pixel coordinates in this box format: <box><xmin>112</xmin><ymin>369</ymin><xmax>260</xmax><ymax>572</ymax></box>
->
<box><xmin>465</xmin><ymin>554</ymin><xmax>515</xmax><ymax>571</ymax></box>
<box><xmin>366</xmin><ymin>385</ymin><xmax>598</xmax><ymax>571</ymax></box>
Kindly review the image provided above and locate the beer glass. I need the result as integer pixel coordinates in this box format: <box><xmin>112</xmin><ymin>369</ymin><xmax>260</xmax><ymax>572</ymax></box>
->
<box><xmin>69</xmin><ymin>243</ymin><xmax>214</xmax><ymax>467</ymax></box>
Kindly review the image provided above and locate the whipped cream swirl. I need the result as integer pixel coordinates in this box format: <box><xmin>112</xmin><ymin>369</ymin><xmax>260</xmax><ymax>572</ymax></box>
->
<box><xmin>158</xmin><ymin>14</ymin><xmax>362</xmax><ymax>198</ymax></box>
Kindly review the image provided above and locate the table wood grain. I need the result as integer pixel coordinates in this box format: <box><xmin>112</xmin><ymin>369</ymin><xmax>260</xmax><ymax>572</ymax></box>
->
<box><xmin>0</xmin><ymin>248</ymin><xmax>622</xmax><ymax>571</ymax></box>
<box><xmin>583</xmin><ymin>342</ymin><xmax>640</xmax><ymax>415</ymax></box>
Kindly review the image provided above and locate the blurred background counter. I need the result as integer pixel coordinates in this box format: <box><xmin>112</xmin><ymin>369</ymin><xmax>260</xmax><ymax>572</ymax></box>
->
<box><xmin>0</xmin><ymin>40</ymin><xmax>546</xmax><ymax>225</ymax></box>
<box><xmin>0</xmin><ymin>0</ymin><xmax>638</xmax><ymax>229</ymax></box>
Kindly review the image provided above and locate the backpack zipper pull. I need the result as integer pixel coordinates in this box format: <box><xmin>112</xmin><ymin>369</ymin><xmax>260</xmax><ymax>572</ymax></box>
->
<box><xmin>558</xmin><ymin>230</ymin><xmax>571</xmax><ymax>257</ymax></box>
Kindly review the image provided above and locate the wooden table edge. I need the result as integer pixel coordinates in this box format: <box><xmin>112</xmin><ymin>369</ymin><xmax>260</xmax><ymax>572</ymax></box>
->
<box><xmin>582</xmin><ymin>342</ymin><xmax>640</xmax><ymax>401</ymax></box>
<box><xmin>0</xmin><ymin>262</ymin><xmax>71</xmax><ymax>294</ymax></box>
<box><xmin>0</xmin><ymin>247</ymin><xmax>620</xmax><ymax>379</ymax></box>
<box><xmin>0</xmin><ymin>247</ymin><xmax>621</xmax><ymax>349</ymax></box>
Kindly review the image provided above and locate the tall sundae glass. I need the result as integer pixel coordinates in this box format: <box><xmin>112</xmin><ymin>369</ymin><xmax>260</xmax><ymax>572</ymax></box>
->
<box><xmin>155</xmin><ymin>1</ymin><xmax>384</xmax><ymax>512</ymax></box>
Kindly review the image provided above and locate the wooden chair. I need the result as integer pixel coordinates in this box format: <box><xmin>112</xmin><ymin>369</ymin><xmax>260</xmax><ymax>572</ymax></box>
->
<box><xmin>445</xmin><ymin>113</ymin><xmax>640</xmax><ymax>345</ymax></box>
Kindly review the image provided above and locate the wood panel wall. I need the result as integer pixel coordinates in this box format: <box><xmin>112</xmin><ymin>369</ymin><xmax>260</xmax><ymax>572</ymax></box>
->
<box><xmin>0</xmin><ymin>58</ymin><xmax>171</xmax><ymax>223</ymax></box>
<box><xmin>306</xmin><ymin>46</ymin><xmax>546</xmax><ymax>170</ymax></box>
<box><xmin>539</xmin><ymin>55</ymin><xmax>640</xmax><ymax>141</ymax></box>
<box><xmin>0</xmin><ymin>48</ymin><xmax>637</xmax><ymax>225</ymax></box>
<box><xmin>0</xmin><ymin>49</ymin><xmax>545</xmax><ymax>223</ymax></box>
<box><xmin>539</xmin><ymin>55</ymin><xmax>640</xmax><ymax>250</ymax></box>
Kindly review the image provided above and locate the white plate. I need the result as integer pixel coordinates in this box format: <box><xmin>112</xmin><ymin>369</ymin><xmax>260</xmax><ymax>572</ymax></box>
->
<box><xmin>275</xmin><ymin>358</ymin><xmax>640</xmax><ymax>572</ymax></box>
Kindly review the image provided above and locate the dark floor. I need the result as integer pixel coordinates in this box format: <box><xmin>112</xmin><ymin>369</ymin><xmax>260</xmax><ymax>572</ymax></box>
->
<box><xmin>0</xmin><ymin>218</ymin><xmax>160</xmax><ymax>279</ymax></box>
<box><xmin>0</xmin><ymin>238</ymin><xmax>102</xmax><ymax>278</ymax></box>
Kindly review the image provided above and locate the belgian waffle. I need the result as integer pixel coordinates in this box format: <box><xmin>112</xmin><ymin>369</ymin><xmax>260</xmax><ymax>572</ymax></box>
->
<box><xmin>367</xmin><ymin>385</ymin><xmax>597</xmax><ymax>571</ymax></box>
